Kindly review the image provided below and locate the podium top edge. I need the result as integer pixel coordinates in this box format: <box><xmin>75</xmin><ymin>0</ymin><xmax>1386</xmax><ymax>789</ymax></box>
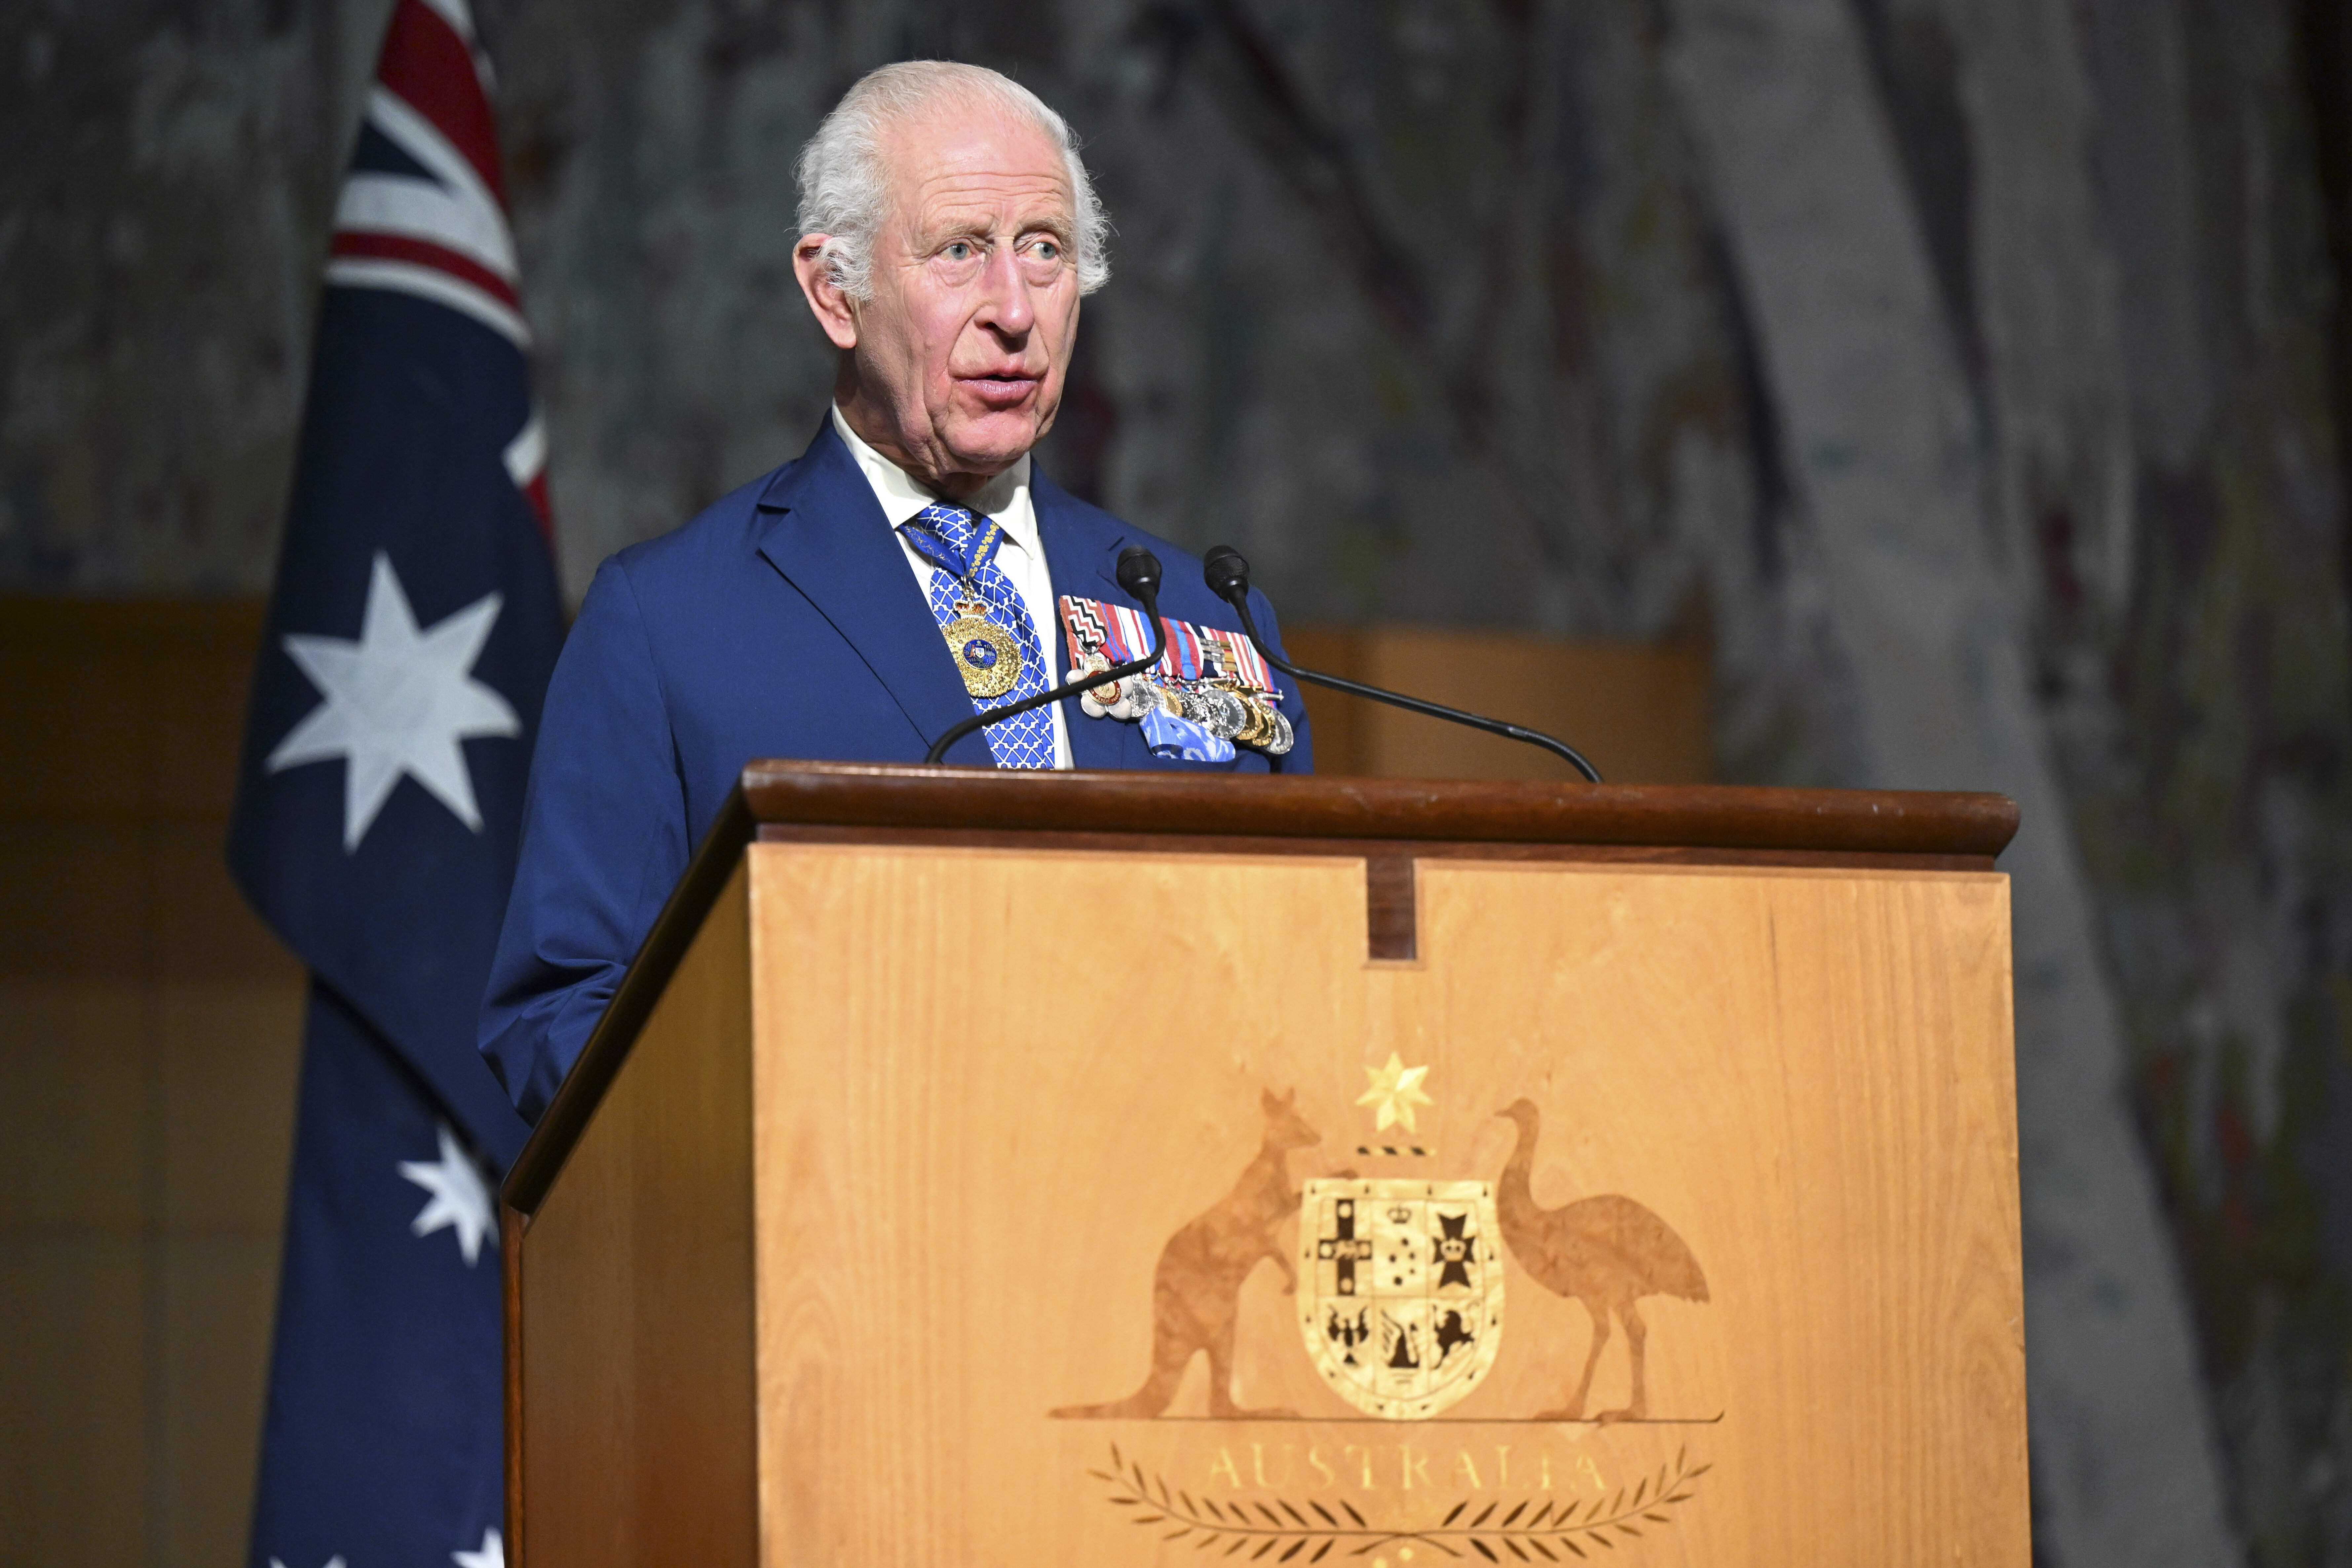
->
<box><xmin>735</xmin><ymin>763</ymin><xmax>2021</xmax><ymax>859</ymax></box>
<box><xmin>502</xmin><ymin>766</ymin><xmax>2018</xmax><ymax>1214</ymax></box>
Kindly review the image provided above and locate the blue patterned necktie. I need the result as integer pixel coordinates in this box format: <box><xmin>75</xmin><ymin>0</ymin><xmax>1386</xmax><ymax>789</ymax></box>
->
<box><xmin>901</xmin><ymin>502</ymin><xmax>1058</xmax><ymax>769</ymax></box>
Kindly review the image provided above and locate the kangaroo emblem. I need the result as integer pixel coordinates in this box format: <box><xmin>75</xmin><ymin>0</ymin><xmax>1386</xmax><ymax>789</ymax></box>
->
<box><xmin>1053</xmin><ymin>1088</ymin><xmax>1338</xmax><ymax>1419</ymax></box>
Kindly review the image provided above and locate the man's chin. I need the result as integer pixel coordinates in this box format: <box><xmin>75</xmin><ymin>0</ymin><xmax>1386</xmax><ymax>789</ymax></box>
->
<box><xmin>937</xmin><ymin>403</ymin><xmax>1051</xmax><ymax>473</ymax></box>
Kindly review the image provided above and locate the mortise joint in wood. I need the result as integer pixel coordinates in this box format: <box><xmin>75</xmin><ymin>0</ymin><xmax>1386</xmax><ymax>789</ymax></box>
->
<box><xmin>1366</xmin><ymin>853</ymin><xmax>1418</xmax><ymax>961</ymax></box>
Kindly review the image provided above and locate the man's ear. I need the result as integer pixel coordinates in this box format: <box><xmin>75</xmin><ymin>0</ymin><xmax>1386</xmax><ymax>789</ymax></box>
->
<box><xmin>793</xmin><ymin>238</ymin><xmax>861</xmax><ymax>351</ymax></box>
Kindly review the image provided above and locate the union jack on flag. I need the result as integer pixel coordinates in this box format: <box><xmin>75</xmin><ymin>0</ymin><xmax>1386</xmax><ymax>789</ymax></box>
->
<box><xmin>228</xmin><ymin>0</ymin><xmax>562</xmax><ymax>1563</ymax></box>
<box><xmin>327</xmin><ymin>0</ymin><xmax>549</xmax><ymax>524</ymax></box>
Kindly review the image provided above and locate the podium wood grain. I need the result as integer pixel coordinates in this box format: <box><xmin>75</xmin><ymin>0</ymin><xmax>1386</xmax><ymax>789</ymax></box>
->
<box><xmin>517</xmin><ymin>865</ymin><xmax>758</xmax><ymax>1568</ymax></box>
<box><xmin>516</xmin><ymin>846</ymin><xmax>2023</xmax><ymax>1564</ymax></box>
<box><xmin>508</xmin><ymin>772</ymin><xmax>2026</xmax><ymax>1568</ymax></box>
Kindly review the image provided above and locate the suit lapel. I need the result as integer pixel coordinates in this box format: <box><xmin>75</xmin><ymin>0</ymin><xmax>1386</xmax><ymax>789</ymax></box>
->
<box><xmin>1033</xmin><ymin>469</ymin><xmax>1148</xmax><ymax>771</ymax></box>
<box><xmin>752</xmin><ymin>425</ymin><xmax>994</xmax><ymax>764</ymax></box>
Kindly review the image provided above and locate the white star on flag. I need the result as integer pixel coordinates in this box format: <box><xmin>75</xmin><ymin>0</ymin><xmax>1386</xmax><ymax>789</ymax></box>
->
<box><xmin>453</xmin><ymin>1526</ymin><xmax>505</xmax><ymax>1568</ymax></box>
<box><xmin>399</xmin><ymin>1122</ymin><xmax>496</xmax><ymax>1266</ymax></box>
<box><xmin>267</xmin><ymin>551</ymin><xmax>519</xmax><ymax>850</ymax></box>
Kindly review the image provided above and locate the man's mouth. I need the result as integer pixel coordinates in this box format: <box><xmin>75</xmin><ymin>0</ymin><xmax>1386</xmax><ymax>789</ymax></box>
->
<box><xmin>958</xmin><ymin>372</ymin><xmax>1041</xmax><ymax>407</ymax></box>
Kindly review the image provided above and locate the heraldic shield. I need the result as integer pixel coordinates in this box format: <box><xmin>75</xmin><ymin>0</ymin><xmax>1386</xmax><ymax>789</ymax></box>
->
<box><xmin>1298</xmin><ymin>1179</ymin><xmax>1505</xmax><ymax>1419</ymax></box>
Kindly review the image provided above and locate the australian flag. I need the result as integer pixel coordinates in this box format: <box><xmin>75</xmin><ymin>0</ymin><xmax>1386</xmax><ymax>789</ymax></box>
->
<box><xmin>227</xmin><ymin>1</ymin><xmax>562</xmax><ymax>1564</ymax></box>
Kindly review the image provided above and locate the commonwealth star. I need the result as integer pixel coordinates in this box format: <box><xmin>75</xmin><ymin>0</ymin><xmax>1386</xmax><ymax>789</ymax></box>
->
<box><xmin>267</xmin><ymin>551</ymin><xmax>519</xmax><ymax>850</ymax></box>
<box><xmin>1356</xmin><ymin>1051</ymin><xmax>1436</xmax><ymax>1133</ymax></box>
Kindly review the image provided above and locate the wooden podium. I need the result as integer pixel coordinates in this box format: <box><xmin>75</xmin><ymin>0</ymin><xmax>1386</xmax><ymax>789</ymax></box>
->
<box><xmin>500</xmin><ymin>764</ymin><xmax>2028</xmax><ymax>1567</ymax></box>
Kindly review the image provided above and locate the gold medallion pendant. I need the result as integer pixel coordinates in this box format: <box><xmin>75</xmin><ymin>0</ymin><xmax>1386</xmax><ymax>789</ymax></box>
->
<box><xmin>943</xmin><ymin>599</ymin><xmax>1022</xmax><ymax>699</ymax></box>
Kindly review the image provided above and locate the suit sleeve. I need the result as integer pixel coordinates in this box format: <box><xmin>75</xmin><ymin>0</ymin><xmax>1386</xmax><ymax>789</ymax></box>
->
<box><xmin>1249</xmin><ymin>586</ymin><xmax>1315</xmax><ymax>773</ymax></box>
<box><xmin>478</xmin><ymin>557</ymin><xmax>690</xmax><ymax>1122</ymax></box>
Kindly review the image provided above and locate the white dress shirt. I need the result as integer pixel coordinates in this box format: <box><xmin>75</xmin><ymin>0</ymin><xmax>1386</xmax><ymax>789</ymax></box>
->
<box><xmin>830</xmin><ymin>405</ymin><xmax>1072</xmax><ymax>768</ymax></box>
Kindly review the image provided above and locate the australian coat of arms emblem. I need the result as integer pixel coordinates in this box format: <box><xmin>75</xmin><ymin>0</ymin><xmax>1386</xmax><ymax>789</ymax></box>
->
<box><xmin>1057</xmin><ymin>1069</ymin><xmax>1720</xmax><ymax>1559</ymax></box>
<box><xmin>1052</xmin><ymin>1069</ymin><xmax>1709</xmax><ymax>1430</ymax></box>
<box><xmin>1299</xmin><ymin>1179</ymin><xmax>1504</xmax><ymax>1418</ymax></box>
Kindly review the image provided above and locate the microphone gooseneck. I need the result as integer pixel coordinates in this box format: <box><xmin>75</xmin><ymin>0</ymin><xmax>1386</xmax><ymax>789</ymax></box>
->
<box><xmin>924</xmin><ymin>545</ymin><xmax>1171</xmax><ymax>767</ymax></box>
<box><xmin>1199</xmin><ymin>544</ymin><xmax>1605</xmax><ymax>784</ymax></box>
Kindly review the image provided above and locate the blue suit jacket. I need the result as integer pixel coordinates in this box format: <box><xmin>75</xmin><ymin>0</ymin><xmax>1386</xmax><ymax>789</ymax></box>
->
<box><xmin>479</xmin><ymin>421</ymin><xmax>1313</xmax><ymax>1119</ymax></box>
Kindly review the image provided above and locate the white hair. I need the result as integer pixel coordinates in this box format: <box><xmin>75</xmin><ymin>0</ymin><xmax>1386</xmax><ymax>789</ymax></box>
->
<box><xmin>795</xmin><ymin>61</ymin><xmax>1111</xmax><ymax>301</ymax></box>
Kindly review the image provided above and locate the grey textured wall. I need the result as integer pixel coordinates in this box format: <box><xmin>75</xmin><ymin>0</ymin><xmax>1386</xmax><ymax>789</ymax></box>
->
<box><xmin>7</xmin><ymin>1</ymin><xmax>2352</xmax><ymax>1563</ymax></box>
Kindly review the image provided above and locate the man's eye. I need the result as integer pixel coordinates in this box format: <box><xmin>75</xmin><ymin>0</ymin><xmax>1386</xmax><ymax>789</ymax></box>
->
<box><xmin>1033</xmin><ymin>240</ymin><xmax>1060</xmax><ymax>259</ymax></box>
<box><xmin>943</xmin><ymin>241</ymin><xmax>976</xmax><ymax>261</ymax></box>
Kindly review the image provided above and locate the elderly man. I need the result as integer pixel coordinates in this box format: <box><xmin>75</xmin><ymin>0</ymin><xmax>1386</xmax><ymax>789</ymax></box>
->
<box><xmin>479</xmin><ymin>61</ymin><xmax>1312</xmax><ymax>1120</ymax></box>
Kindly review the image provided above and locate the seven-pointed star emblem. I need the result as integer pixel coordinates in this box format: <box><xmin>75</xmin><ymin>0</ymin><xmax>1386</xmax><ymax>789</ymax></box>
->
<box><xmin>1355</xmin><ymin>1051</ymin><xmax>1436</xmax><ymax>1133</ymax></box>
<box><xmin>267</xmin><ymin>551</ymin><xmax>518</xmax><ymax>850</ymax></box>
<box><xmin>399</xmin><ymin>1123</ymin><xmax>496</xmax><ymax>1267</ymax></box>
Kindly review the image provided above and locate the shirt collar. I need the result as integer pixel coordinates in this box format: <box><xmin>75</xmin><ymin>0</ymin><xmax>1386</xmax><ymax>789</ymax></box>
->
<box><xmin>831</xmin><ymin>404</ymin><xmax>1034</xmax><ymax>551</ymax></box>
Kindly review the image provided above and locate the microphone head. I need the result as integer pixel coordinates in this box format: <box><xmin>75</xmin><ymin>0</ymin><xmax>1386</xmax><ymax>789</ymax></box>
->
<box><xmin>1202</xmin><ymin>544</ymin><xmax>1251</xmax><ymax>606</ymax></box>
<box><xmin>1116</xmin><ymin>545</ymin><xmax>1164</xmax><ymax>601</ymax></box>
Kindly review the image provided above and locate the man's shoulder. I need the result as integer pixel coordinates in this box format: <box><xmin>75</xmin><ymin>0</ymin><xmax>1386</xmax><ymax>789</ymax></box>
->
<box><xmin>598</xmin><ymin>421</ymin><xmax>851</xmax><ymax>597</ymax></box>
<box><xmin>601</xmin><ymin>465</ymin><xmax>781</xmax><ymax>593</ymax></box>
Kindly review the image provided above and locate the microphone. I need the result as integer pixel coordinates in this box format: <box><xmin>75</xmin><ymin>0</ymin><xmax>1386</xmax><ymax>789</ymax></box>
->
<box><xmin>924</xmin><ymin>545</ymin><xmax>1171</xmax><ymax>766</ymax></box>
<box><xmin>1200</xmin><ymin>544</ymin><xmax>1604</xmax><ymax>783</ymax></box>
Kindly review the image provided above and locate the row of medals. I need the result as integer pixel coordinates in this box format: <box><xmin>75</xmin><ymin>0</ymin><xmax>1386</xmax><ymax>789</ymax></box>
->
<box><xmin>1073</xmin><ymin>649</ymin><xmax>1296</xmax><ymax>756</ymax></box>
<box><xmin>941</xmin><ymin>593</ymin><xmax>1295</xmax><ymax>757</ymax></box>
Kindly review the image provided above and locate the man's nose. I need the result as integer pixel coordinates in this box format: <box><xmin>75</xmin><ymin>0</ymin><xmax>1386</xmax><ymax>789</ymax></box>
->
<box><xmin>974</xmin><ymin>243</ymin><xmax>1035</xmax><ymax>337</ymax></box>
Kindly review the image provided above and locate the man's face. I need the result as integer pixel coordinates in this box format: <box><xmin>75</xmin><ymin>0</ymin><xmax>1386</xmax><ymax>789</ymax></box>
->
<box><xmin>797</xmin><ymin>103</ymin><xmax>1083</xmax><ymax>496</ymax></box>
